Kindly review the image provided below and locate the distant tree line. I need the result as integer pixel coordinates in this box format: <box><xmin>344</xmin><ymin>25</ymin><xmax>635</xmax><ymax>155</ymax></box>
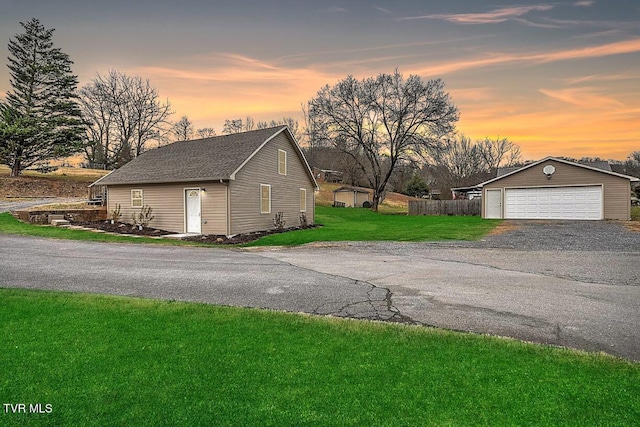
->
<box><xmin>221</xmin><ymin>116</ymin><xmax>302</xmax><ymax>142</ymax></box>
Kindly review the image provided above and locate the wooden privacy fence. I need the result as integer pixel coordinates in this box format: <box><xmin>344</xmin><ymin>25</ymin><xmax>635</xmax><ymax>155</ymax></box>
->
<box><xmin>409</xmin><ymin>199</ymin><xmax>481</xmax><ymax>216</ymax></box>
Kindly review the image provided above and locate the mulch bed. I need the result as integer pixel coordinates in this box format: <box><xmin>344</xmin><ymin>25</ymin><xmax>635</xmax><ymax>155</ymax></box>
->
<box><xmin>181</xmin><ymin>225</ymin><xmax>318</xmax><ymax>245</ymax></box>
<box><xmin>73</xmin><ymin>220</ymin><xmax>318</xmax><ymax>244</ymax></box>
<box><xmin>73</xmin><ymin>221</ymin><xmax>173</xmax><ymax>237</ymax></box>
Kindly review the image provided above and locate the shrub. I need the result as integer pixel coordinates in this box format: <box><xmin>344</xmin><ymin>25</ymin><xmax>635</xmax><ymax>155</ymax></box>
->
<box><xmin>273</xmin><ymin>212</ymin><xmax>286</xmax><ymax>230</ymax></box>
<box><xmin>132</xmin><ymin>205</ymin><xmax>154</xmax><ymax>228</ymax></box>
<box><xmin>109</xmin><ymin>204</ymin><xmax>122</xmax><ymax>223</ymax></box>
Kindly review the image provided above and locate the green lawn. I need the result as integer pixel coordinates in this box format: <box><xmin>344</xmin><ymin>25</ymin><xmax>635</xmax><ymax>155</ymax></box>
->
<box><xmin>0</xmin><ymin>212</ymin><xmax>199</xmax><ymax>246</ymax></box>
<box><xmin>1</xmin><ymin>208</ymin><xmax>499</xmax><ymax>247</ymax></box>
<box><xmin>0</xmin><ymin>289</ymin><xmax>637</xmax><ymax>426</ymax></box>
<box><xmin>249</xmin><ymin>205</ymin><xmax>499</xmax><ymax>246</ymax></box>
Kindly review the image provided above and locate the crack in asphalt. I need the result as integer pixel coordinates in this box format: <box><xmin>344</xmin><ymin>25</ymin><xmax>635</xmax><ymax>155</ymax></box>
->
<box><xmin>254</xmin><ymin>254</ymin><xmax>420</xmax><ymax>324</ymax></box>
<box><xmin>312</xmin><ymin>281</ymin><xmax>418</xmax><ymax>324</ymax></box>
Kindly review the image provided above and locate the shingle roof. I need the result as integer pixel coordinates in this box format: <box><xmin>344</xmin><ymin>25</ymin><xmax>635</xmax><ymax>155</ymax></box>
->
<box><xmin>496</xmin><ymin>166</ymin><xmax>521</xmax><ymax>177</ymax></box>
<box><xmin>479</xmin><ymin>156</ymin><xmax>639</xmax><ymax>187</ymax></box>
<box><xmin>497</xmin><ymin>161</ymin><xmax>611</xmax><ymax>178</ymax></box>
<box><xmin>92</xmin><ymin>126</ymin><xmax>290</xmax><ymax>186</ymax></box>
<box><xmin>578</xmin><ymin>160</ymin><xmax>611</xmax><ymax>171</ymax></box>
<box><xmin>333</xmin><ymin>185</ymin><xmax>372</xmax><ymax>193</ymax></box>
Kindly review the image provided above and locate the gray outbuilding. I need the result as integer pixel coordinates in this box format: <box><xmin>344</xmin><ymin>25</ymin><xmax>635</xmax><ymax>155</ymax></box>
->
<box><xmin>479</xmin><ymin>157</ymin><xmax>638</xmax><ymax>220</ymax></box>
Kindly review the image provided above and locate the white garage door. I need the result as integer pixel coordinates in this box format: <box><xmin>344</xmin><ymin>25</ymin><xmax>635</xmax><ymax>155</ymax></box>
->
<box><xmin>505</xmin><ymin>186</ymin><xmax>602</xmax><ymax>220</ymax></box>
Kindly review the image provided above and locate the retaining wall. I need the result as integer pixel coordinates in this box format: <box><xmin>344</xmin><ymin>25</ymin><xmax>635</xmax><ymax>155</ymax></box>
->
<box><xmin>16</xmin><ymin>208</ymin><xmax>107</xmax><ymax>224</ymax></box>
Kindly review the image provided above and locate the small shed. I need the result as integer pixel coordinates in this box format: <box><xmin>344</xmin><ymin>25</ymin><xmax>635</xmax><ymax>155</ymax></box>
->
<box><xmin>479</xmin><ymin>156</ymin><xmax>639</xmax><ymax>220</ymax></box>
<box><xmin>333</xmin><ymin>186</ymin><xmax>371</xmax><ymax>207</ymax></box>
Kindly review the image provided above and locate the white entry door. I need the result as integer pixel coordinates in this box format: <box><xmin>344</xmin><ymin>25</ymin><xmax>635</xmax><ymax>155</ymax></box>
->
<box><xmin>185</xmin><ymin>189</ymin><xmax>201</xmax><ymax>233</ymax></box>
<box><xmin>485</xmin><ymin>189</ymin><xmax>502</xmax><ymax>219</ymax></box>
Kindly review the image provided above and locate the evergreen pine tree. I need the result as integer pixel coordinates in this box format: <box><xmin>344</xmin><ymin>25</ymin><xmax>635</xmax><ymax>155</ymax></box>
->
<box><xmin>405</xmin><ymin>171</ymin><xmax>429</xmax><ymax>198</ymax></box>
<box><xmin>0</xmin><ymin>18</ymin><xmax>83</xmax><ymax>176</ymax></box>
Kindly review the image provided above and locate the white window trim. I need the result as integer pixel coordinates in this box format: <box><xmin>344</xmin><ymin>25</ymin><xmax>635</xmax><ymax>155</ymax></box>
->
<box><xmin>300</xmin><ymin>188</ymin><xmax>307</xmax><ymax>212</ymax></box>
<box><xmin>278</xmin><ymin>149</ymin><xmax>287</xmax><ymax>176</ymax></box>
<box><xmin>131</xmin><ymin>189</ymin><xmax>143</xmax><ymax>208</ymax></box>
<box><xmin>260</xmin><ymin>184</ymin><xmax>271</xmax><ymax>214</ymax></box>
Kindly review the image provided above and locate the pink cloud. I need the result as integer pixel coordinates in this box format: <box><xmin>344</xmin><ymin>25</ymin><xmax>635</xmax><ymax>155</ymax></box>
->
<box><xmin>413</xmin><ymin>38</ymin><xmax>640</xmax><ymax>75</ymax></box>
<box><xmin>538</xmin><ymin>87</ymin><xmax>624</xmax><ymax>108</ymax></box>
<box><xmin>402</xmin><ymin>5</ymin><xmax>555</xmax><ymax>24</ymax></box>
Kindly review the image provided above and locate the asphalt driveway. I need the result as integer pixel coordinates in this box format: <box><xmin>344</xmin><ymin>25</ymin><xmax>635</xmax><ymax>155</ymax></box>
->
<box><xmin>1</xmin><ymin>220</ymin><xmax>638</xmax><ymax>360</ymax></box>
<box><xmin>255</xmin><ymin>220</ymin><xmax>640</xmax><ymax>360</ymax></box>
<box><xmin>0</xmin><ymin>235</ymin><xmax>402</xmax><ymax>322</ymax></box>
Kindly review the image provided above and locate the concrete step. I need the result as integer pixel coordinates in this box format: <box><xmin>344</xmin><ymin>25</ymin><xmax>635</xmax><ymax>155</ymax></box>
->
<box><xmin>48</xmin><ymin>214</ymin><xmax>65</xmax><ymax>224</ymax></box>
<box><xmin>51</xmin><ymin>219</ymin><xmax>70</xmax><ymax>227</ymax></box>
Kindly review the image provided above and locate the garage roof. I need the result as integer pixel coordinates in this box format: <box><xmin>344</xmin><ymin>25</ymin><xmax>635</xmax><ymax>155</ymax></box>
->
<box><xmin>478</xmin><ymin>156</ymin><xmax>639</xmax><ymax>187</ymax></box>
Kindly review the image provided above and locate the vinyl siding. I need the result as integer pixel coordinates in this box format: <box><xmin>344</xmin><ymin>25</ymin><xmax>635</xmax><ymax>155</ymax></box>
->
<box><xmin>483</xmin><ymin>160</ymin><xmax>631</xmax><ymax>220</ymax></box>
<box><xmin>230</xmin><ymin>132</ymin><xmax>315</xmax><ymax>234</ymax></box>
<box><xmin>107</xmin><ymin>182</ymin><xmax>227</xmax><ymax>234</ymax></box>
<box><xmin>334</xmin><ymin>191</ymin><xmax>355</xmax><ymax>207</ymax></box>
<box><xmin>334</xmin><ymin>190</ymin><xmax>370</xmax><ymax>207</ymax></box>
<box><xmin>356</xmin><ymin>191</ymin><xmax>370</xmax><ymax>206</ymax></box>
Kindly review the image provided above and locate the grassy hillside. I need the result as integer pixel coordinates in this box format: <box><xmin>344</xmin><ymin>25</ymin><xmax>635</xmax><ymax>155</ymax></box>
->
<box><xmin>0</xmin><ymin>166</ymin><xmax>109</xmax><ymax>199</ymax></box>
<box><xmin>316</xmin><ymin>182</ymin><xmax>416</xmax><ymax>214</ymax></box>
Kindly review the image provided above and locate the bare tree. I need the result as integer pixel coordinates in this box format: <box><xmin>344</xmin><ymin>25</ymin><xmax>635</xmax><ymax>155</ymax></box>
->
<box><xmin>476</xmin><ymin>136</ymin><xmax>522</xmax><ymax>172</ymax></box>
<box><xmin>222</xmin><ymin>119</ymin><xmax>243</xmax><ymax>134</ymax></box>
<box><xmin>269</xmin><ymin>117</ymin><xmax>302</xmax><ymax>142</ymax></box>
<box><xmin>222</xmin><ymin>117</ymin><xmax>256</xmax><ymax>134</ymax></box>
<box><xmin>196</xmin><ymin>127</ymin><xmax>216</xmax><ymax>138</ymax></box>
<box><xmin>244</xmin><ymin>116</ymin><xmax>255</xmax><ymax>132</ymax></box>
<box><xmin>424</xmin><ymin>135</ymin><xmax>522</xmax><ymax>198</ymax></box>
<box><xmin>172</xmin><ymin>115</ymin><xmax>194</xmax><ymax>141</ymax></box>
<box><xmin>78</xmin><ymin>77</ymin><xmax>116</xmax><ymax>168</ymax></box>
<box><xmin>308</xmin><ymin>70</ymin><xmax>459</xmax><ymax>211</ymax></box>
<box><xmin>429</xmin><ymin>135</ymin><xmax>484</xmax><ymax>186</ymax></box>
<box><xmin>80</xmin><ymin>70</ymin><xmax>173</xmax><ymax>168</ymax></box>
<box><xmin>223</xmin><ymin>116</ymin><xmax>301</xmax><ymax>140</ymax></box>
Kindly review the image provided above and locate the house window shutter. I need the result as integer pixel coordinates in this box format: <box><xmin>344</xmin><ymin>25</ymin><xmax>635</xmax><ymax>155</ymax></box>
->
<box><xmin>278</xmin><ymin>150</ymin><xmax>287</xmax><ymax>175</ymax></box>
<box><xmin>260</xmin><ymin>184</ymin><xmax>271</xmax><ymax>214</ymax></box>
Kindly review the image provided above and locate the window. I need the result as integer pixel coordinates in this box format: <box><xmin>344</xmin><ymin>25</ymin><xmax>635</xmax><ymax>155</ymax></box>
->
<box><xmin>300</xmin><ymin>188</ymin><xmax>307</xmax><ymax>212</ymax></box>
<box><xmin>260</xmin><ymin>184</ymin><xmax>271</xmax><ymax>214</ymax></box>
<box><xmin>278</xmin><ymin>149</ymin><xmax>287</xmax><ymax>175</ymax></box>
<box><xmin>131</xmin><ymin>189</ymin><xmax>143</xmax><ymax>208</ymax></box>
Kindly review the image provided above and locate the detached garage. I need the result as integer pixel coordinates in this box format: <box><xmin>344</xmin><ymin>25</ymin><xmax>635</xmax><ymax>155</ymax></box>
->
<box><xmin>480</xmin><ymin>157</ymin><xmax>638</xmax><ymax>221</ymax></box>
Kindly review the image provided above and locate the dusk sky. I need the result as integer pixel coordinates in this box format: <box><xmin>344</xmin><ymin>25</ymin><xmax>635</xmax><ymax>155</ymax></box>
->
<box><xmin>1</xmin><ymin>0</ymin><xmax>639</xmax><ymax>161</ymax></box>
